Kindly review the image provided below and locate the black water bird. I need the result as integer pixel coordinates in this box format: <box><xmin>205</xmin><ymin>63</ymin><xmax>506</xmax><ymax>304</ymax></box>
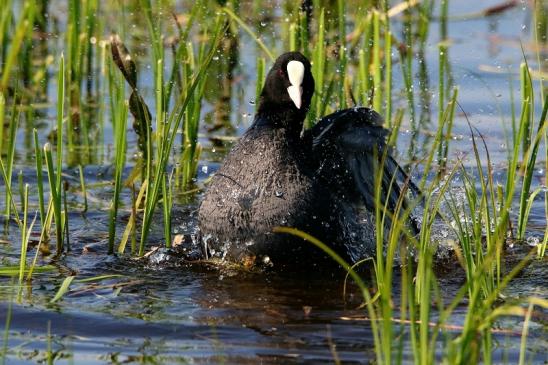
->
<box><xmin>198</xmin><ymin>52</ymin><xmax>420</xmax><ymax>269</ymax></box>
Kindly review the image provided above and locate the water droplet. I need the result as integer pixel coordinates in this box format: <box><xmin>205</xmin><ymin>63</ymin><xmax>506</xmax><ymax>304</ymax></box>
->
<box><xmin>526</xmin><ymin>236</ymin><xmax>539</xmax><ymax>246</ymax></box>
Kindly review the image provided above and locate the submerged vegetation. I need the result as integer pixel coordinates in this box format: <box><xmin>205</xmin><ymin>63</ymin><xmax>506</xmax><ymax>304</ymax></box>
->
<box><xmin>0</xmin><ymin>0</ymin><xmax>547</xmax><ymax>363</ymax></box>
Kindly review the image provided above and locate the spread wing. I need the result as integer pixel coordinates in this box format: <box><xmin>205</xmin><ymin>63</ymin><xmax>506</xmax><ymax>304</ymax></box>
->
<box><xmin>308</xmin><ymin>107</ymin><xmax>422</xmax><ymax>235</ymax></box>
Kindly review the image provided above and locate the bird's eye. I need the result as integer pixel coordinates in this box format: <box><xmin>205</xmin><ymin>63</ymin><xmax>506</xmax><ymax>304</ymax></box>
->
<box><xmin>277</xmin><ymin>69</ymin><xmax>284</xmax><ymax>77</ymax></box>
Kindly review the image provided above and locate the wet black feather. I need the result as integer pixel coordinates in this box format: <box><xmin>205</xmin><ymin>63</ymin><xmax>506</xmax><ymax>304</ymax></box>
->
<box><xmin>198</xmin><ymin>52</ymin><xmax>421</xmax><ymax>268</ymax></box>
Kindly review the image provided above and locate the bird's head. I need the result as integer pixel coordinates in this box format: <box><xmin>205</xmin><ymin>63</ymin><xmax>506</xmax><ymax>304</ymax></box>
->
<box><xmin>258</xmin><ymin>52</ymin><xmax>315</xmax><ymax>121</ymax></box>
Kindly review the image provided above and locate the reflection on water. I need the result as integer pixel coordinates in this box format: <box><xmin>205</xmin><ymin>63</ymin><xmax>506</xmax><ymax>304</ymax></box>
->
<box><xmin>1</xmin><ymin>0</ymin><xmax>547</xmax><ymax>363</ymax></box>
<box><xmin>1</xmin><ymin>240</ymin><xmax>545</xmax><ymax>363</ymax></box>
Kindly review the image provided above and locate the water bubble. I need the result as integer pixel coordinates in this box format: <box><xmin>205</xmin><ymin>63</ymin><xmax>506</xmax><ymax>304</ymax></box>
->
<box><xmin>526</xmin><ymin>236</ymin><xmax>540</xmax><ymax>247</ymax></box>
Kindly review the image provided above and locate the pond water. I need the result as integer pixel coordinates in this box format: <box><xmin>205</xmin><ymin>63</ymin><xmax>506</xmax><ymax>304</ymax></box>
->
<box><xmin>1</xmin><ymin>0</ymin><xmax>547</xmax><ymax>364</ymax></box>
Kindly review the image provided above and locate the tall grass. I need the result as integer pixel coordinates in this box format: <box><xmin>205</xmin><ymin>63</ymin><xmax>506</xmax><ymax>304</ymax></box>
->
<box><xmin>0</xmin><ymin>2</ymin><xmax>35</xmax><ymax>92</ymax></box>
<box><xmin>42</xmin><ymin>55</ymin><xmax>66</xmax><ymax>255</ymax></box>
<box><xmin>137</xmin><ymin>20</ymin><xmax>224</xmax><ymax>255</ymax></box>
<box><xmin>107</xmin><ymin>100</ymin><xmax>128</xmax><ymax>254</ymax></box>
<box><xmin>1</xmin><ymin>96</ymin><xmax>19</xmax><ymax>225</ymax></box>
<box><xmin>0</xmin><ymin>93</ymin><xmax>4</xmax><ymax>155</ymax></box>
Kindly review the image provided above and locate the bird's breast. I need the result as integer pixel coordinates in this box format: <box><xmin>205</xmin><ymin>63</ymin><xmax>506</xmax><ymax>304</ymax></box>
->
<box><xmin>199</xmin><ymin>131</ymin><xmax>321</xmax><ymax>235</ymax></box>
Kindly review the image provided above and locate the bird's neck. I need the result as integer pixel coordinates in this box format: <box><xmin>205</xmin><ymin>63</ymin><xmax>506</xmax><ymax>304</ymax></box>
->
<box><xmin>255</xmin><ymin>103</ymin><xmax>306</xmax><ymax>137</ymax></box>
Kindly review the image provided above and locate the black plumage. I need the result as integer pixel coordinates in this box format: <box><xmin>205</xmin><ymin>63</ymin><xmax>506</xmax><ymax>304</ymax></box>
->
<box><xmin>198</xmin><ymin>52</ymin><xmax>420</xmax><ymax>269</ymax></box>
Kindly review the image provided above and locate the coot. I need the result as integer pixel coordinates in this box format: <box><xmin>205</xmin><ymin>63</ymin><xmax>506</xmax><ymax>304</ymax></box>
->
<box><xmin>198</xmin><ymin>52</ymin><xmax>420</xmax><ymax>269</ymax></box>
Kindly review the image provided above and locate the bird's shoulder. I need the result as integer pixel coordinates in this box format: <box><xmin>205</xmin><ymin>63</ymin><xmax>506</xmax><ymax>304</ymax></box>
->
<box><xmin>309</xmin><ymin>107</ymin><xmax>388</xmax><ymax>150</ymax></box>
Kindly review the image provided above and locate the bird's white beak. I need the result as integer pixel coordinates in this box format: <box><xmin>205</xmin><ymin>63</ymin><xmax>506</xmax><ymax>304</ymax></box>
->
<box><xmin>286</xmin><ymin>60</ymin><xmax>304</xmax><ymax>109</ymax></box>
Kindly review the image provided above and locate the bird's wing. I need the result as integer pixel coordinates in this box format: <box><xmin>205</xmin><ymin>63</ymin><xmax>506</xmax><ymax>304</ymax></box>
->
<box><xmin>308</xmin><ymin>107</ymin><xmax>422</xmax><ymax>235</ymax></box>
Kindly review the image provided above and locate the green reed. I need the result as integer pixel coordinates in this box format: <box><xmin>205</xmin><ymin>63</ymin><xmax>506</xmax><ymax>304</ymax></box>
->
<box><xmin>65</xmin><ymin>0</ymin><xmax>98</xmax><ymax>164</ymax></box>
<box><xmin>0</xmin><ymin>0</ymin><xmax>12</xmax><ymax>66</ymax></box>
<box><xmin>383</xmin><ymin>28</ymin><xmax>392</xmax><ymax>125</ymax></box>
<box><xmin>33</xmin><ymin>129</ymin><xmax>46</xmax><ymax>232</ymax></box>
<box><xmin>17</xmin><ymin>171</ymin><xmax>23</xmax><ymax>213</ymax></box>
<box><xmin>40</xmin><ymin>55</ymin><xmax>66</xmax><ymax>254</ymax></box>
<box><xmin>223</xmin><ymin>7</ymin><xmax>274</xmax><ymax>62</ymax></box>
<box><xmin>2</xmin><ymin>96</ymin><xmax>19</xmax><ymax>224</ymax></box>
<box><xmin>78</xmin><ymin>165</ymin><xmax>87</xmax><ymax>214</ymax></box>
<box><xmin>180</xmin><ymin>42</ymin><xmax>207</xmax><ymax>190</ymax></box>
<box><xmin>107</xmin><ymin>100</ymin><xmax>128</xmax><ymax>254</ymax></box>
<box><xmin>44</xmin><ymin>143</ymin><xmax>63</xmax><ymax>255</ymax></box>
<box><xmin>336</xmin><ymin>0</ymin><xmax>347</xmax><ymax>109</ymax></box>
<box><xmin>307</xmin><ymin>8</ymin><xmax>325</xmax><ymax>128</ymax></box>
<box><xmin>137</xmin><ymin>18</ymin><xmax>224</xmax><ymax>255</ymax></box>
<box><xmin>255</xmin><ymin>57</ymin><xmax>265</xmax><ymax>110</ymax></box>
<box><xmin>0</xmin><ymin>93</ymin><xmax>4</xmax><ymax>154</ymax></box>
<box><xmin>438</xmin><ymin>84</ymin><xmax>547</xmax><ymax>365</ymax></box>
<box><xmin>372</xmin><ymin>11</ymin><xmax>382</xmax><ymax>113</ymax></box>
<box><xmin>298</xmin><ymin>8</ymin><xmax>309</xmax><ymax>58</ymax></box>
<box><xmin>17</xmin><ymin>184</ymin><xmax>38</xmax><ymax>285</ymax></box>
<box><xmin>0</xmin><ymin>1</ymin><xmax>34</xmax><ymax>92</ymax></box>
<box><xmin>437</xmin><ymin>88</ymin><xmax>458</xmax><ymax>175</ymax></box>
<box><xmin>516</xmin><ymin>59</ymin><xmax>547</xmax><ymax>240</ymax></box>
<box><xmin>105</xmin><ymin>38</ymin><xmax>128</xmax><ymax>253</ymax></box>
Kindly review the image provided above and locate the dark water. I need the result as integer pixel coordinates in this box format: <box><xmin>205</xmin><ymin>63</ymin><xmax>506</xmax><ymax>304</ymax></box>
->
<box><xmin>1</xmin><ymin>1</ymin><xmax>547</xmax><ymax>363</ymax></box>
